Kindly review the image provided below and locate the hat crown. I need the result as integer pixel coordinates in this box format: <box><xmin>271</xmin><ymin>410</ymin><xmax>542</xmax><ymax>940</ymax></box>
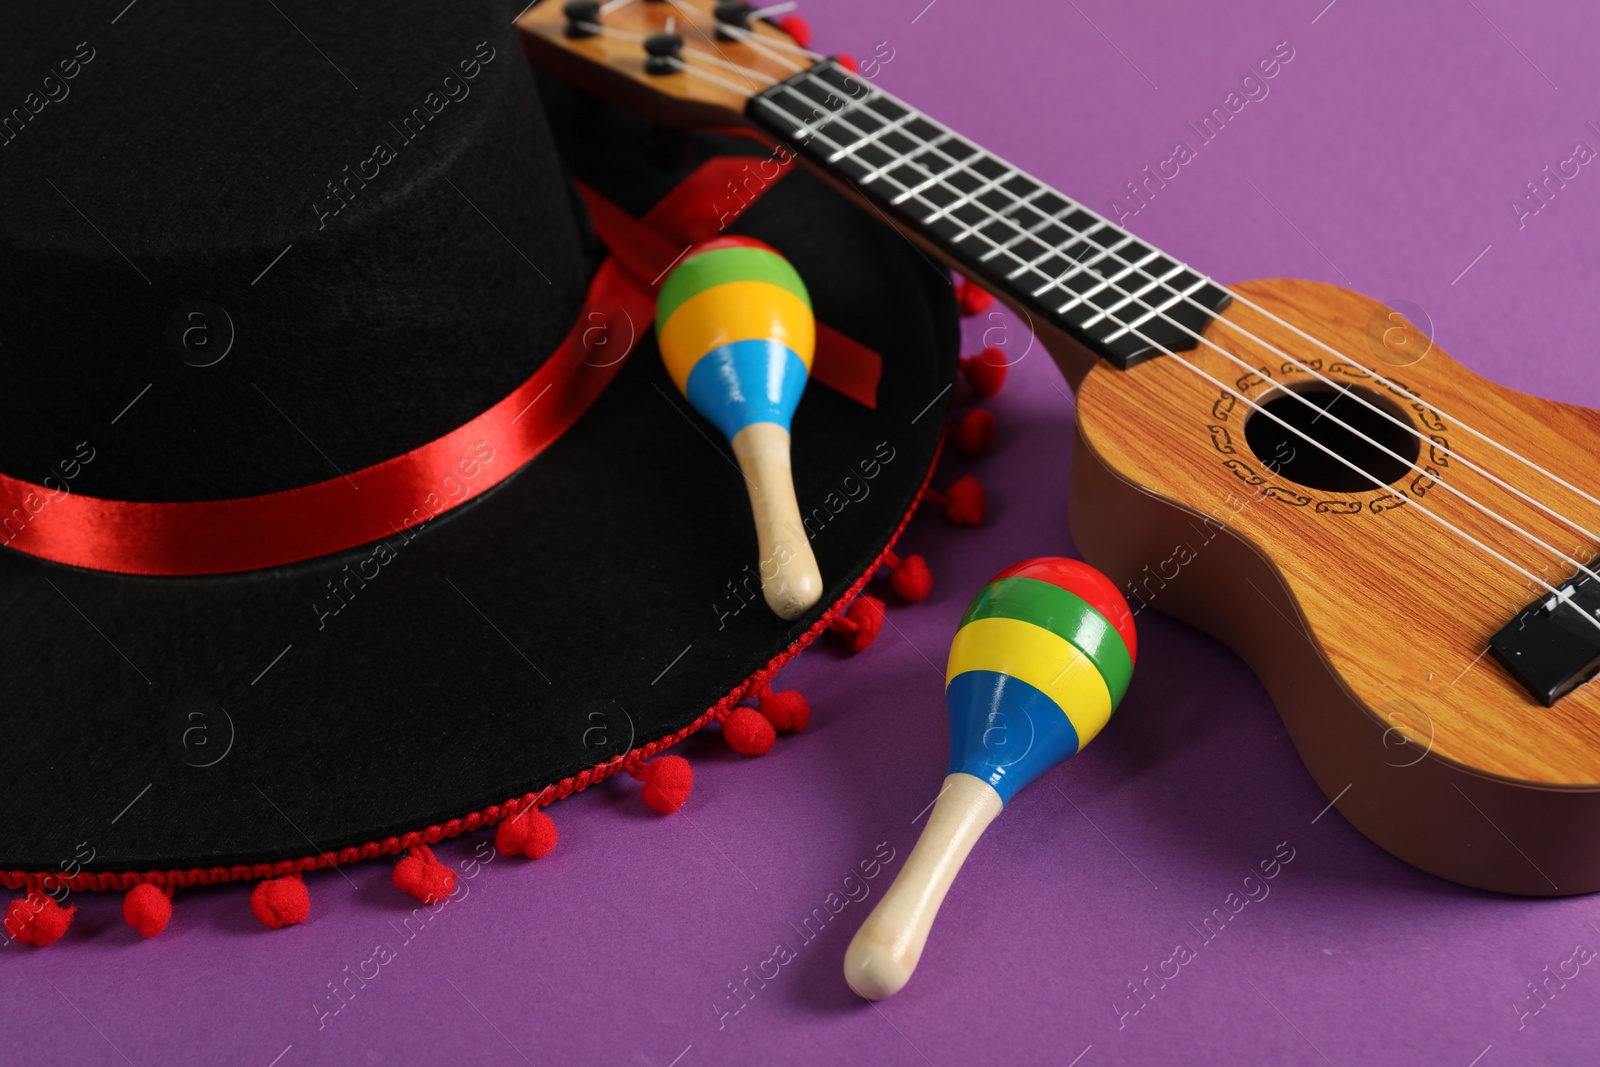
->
<box><xmin>0</xmin><ymin>1</ymin><xmax>591</xmax><ymax>503</ymax></box>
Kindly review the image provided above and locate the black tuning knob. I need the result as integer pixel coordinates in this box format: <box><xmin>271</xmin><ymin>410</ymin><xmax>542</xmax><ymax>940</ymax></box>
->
<box><xmin>713</xmin><ymin>1</ymin><xmax>753</xmax><ymax>40</ymax></box>
<box><xmin>643</xmin><ymin>30</ymin><xmax>685</xmax><ymax>75</ymax></box>
<box><xmin>563</xmin><ymin>0</ymin><xmax>600</xmax><ymax>38</ymax></box>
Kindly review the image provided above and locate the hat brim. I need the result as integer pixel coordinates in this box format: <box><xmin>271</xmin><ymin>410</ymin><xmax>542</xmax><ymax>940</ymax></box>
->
<box><xmin>0</xmin><ymin>101</ymin><xmax>959</xmax><ymax>880</ymax></box>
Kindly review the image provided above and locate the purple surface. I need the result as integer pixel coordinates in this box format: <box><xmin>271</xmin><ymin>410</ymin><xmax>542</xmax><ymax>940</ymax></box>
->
<box><xmin>9</xmin><ymin>0</ymin><xmax>1600</xmax><ymax>1063</ymax></box>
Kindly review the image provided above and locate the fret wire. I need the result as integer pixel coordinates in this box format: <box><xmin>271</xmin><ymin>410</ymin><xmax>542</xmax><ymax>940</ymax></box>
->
<box><xmin>1077</xmin><ymin>258</ymin><xmax>1186</xmax><ymax>328</ymax></box>
<box><xmin>768</xmin><ymin>76</ymin><xmax>1042</xmax><ymax>250</ymax></box>
<box><xmin>992</xmin><ymin>225</ymin><xmax>1122</xmax><ymax>272</ymax></box>
<box><xmin>841</xmin><ymin>135</ymin><xmax>1118</xmax><ymax>301</ymax></box>
<box><xmin>776</xmin><ymin>82</ymin><xmax>870</xmax><ymax>142</ymax></box>
<box><xmin>870</xmin><ymin>143</ymin><xmax>1024</xmax><ymax>239</ymax></box>
<box><xmin>771</xmin><ymin>76</ymin><xmax>1016</xmax><ymax>222</ymax></box>
<box><xmin>883</xmin><ymin>138</ymin><xmax>974</xmax><ymax>203</ymax></box>
<box><xmin>797</xmin><ymin>69</ymin><xmax>881</xmax><ymax>136</ymax></box>
<box><xmin>919</xmin><ymin>161</ymin><xmax>1019</xmax><ymax>226</ymax></box>
<box><xmin>827</xmin><ymin>79</ymin><xmax>1213</xmax><ymax>304</ymax></box>
<box><xmin>843</xmin><ymin>132</ymin><xmax>1122</xmax><ymax>296</ymax></box>
<box><xmin>1036</xmin><ymin>239</ymin><xmax>1201</xmax><ymax>333</ymax></box>
<box><xmin>869</xmin><ymin>132</ymin><xmax>953</xmax><ymax>187</ymax></box>
<box><xmin>753</xmin><ymin>64</ymin><xmax>1229</xmax><ymax>354</ymax></box>
<box><xmin>1050</xmin><ymin>244</ymin><xmax>1155</xmax><ymax>316</ymax></box>
<box><xmin>1106</xmin><ymin>260</ymin><xmax>1194</xmax><ymax>311</ymax></box>
<box><xmin>826</xmin><ymin>108</ymin><xmax>919</xmax><ymax>164</ymax></box>
<box><xmin>774</xmin><ymin>63</ymin><xmax>1147</xmax><ymax>274</ymax></box>
<box><xmin>1013</xmin><ymin>237</ymin><xmax>1144</xmax><ymax>295</ymax></box>
<box><xmin>821</xmin><ymin>111</ymin><xmax>949</xmax><ymax>183</ymax></box>
<box><xmin>763</xmin><ymin>86</ymin><xmax>920</xmax><ymax>184</ymax></box>
<box><xmin>994</xmin><ymin>204</ymin><xmax>1103</xmax><ymax>263</ymax></box>
<box><xmin>871</xmin><ymin>132</ymin><xmax>1024</xmax><ymax>230</ymax></box>
<box><xmin>856</xmin><ymin>127</ymin><xmax>1078</xmax><ymax>252</ymax></box>
<box><xmin>944</xmin><ymin>195</ymin><xmax>1192</xmax><ymax>333</ymax></box>
<box><xmin>819</xmin><ymin>104</ymin><xmax>992</xmax><ymax>220</ymax></box>
<box><xmin>955</xmin><ymin>189</ymin><xmax>1075</xmax><ymax>259</ymax></box>
<box><xmin>1098</xmin><ymin>275</ymin><xmax>1214</xmax><ymax>343</ymax></box>
<box><xmin>1045</xmin><ymin>240</ymin><xmax>1146</xmax><ymax>311</ymax></box>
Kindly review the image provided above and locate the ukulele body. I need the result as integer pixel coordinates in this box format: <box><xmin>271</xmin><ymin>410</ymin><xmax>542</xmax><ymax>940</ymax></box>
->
<box><xmin>1067</xmin><ymin>278</ymin><xmax>1600</xmax><ymax>896</ymax></box>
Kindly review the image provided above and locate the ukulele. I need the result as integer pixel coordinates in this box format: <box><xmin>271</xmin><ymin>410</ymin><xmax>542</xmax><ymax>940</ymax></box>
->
<box><xmin>519</xmin><ymin>0</ymin><xmax>1600</xmax><ymax>897</ymax></box>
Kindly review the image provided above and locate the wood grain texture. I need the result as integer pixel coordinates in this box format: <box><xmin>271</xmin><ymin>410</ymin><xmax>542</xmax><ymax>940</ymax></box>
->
<box><xmin>511</xmin><ymin>12</ymin><xmax>1600</xmax><ymax>889</ymax></box>
<box><xmin>731</xmin><ymin>422</ymin><xmax>823</xmax><ymax>619</ymax></box>
<box><xmin>844</xmin><ymin>773</ymin><xmax>1004</xmax><ymax>999</ymax></box>
<box><xmin>517</xmin><ymin>0</ymin><xmax>800</xmax><ymax>129</ymax></box>
<box><xmin>1074</xmin><ymin>278</ymin><xmax>1600</xmax><ymax>789</ymax></box>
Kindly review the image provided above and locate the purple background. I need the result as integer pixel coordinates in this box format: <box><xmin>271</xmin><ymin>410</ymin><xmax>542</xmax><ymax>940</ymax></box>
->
<box><xmin>9</xmin><ymin>0</ymin><xmax>1600</xmax><ymax>1063</ymax></box>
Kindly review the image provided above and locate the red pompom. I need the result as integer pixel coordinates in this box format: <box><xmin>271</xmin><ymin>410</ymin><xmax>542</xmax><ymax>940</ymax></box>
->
<box><xmin>888</xmin><ymin>553</ymin><xmax>933</xmax><ymax>602</ymax></box>
<box><xmin>633</xmin><ymin>756</ymin><xmax>694</xmax><ymax>813</ymax></box>
<box><xmin>496</xmin><ymin>808</ymin><xmax>558</xmax><ymax>859</ymax></box>
<box><xmin>250</xmin><ymin>875</ymin><xmax>310</xmax><ymax>929</ymax></box>
<box><xmin>955</xmin><ymin>277</ymin><xmax>995</xmax><ymax>316</ymax></box>
<box><xmin>5</xmin><ymin>891</ymin><xmax>74</xmax><ymax>946</ymax></box>
<box><xmin>123</xmin><ymin>885</ymin><xmax>172</xmax><ymax>938</ymax></box>
<box><xmin>722</xmin><ymin>705</ymin><xmax>776</xmax><ymax>756</ymax></box>
<box><xmin>829</xmin><ymin>593</ymin><xmax>885</xmax><ymax>652</ymax></box>
<box><xmin>392</xmin><ymin>846</ymin><xmax>458</xmax><ymax>905</ymax></box>
<box><xmin>772</xmin><ymin>13</ymin><xmax>812</xmax><ymax>47</ymax></box>
<box><xmin>960</xmin><ymin>346</ymin><xmax>1009</xmax><ymax>398</ymax></box>
<box><xmin>836</xmin><ymin>53</ymin><xmax>859</xmax><ymax>73</ymax></box>
<box><xmin>954</xmin><ymin>408</ymin><xmax>996</xmax><ymax>456</ymax></box>
<box><xmin>941</xmin><ymin>476</ymin><xmax>986</xmax><ymax>525</ymax></box>
<box><xmin>757</xmin><ymin>686</ymin><xmax>811</xmax><ymax>732</ymax></box>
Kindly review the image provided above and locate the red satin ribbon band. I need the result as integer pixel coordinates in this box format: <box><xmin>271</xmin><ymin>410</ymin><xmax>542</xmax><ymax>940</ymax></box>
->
<box><xmin>0</xmin><ymin>154</ymin><xmax>885</xmax><ymax>576</ymax></box>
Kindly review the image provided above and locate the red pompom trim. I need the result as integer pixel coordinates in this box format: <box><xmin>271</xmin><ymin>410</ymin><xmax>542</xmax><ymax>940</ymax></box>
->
<box><xmin>884</xmin><ymin>550</ymin><xmax>933</xmax><ymax>603</ymax></box>
<box><xmin>495</xmin><ymin>808</ymin><xmax>559</xmax><ymax>859</ymax></box>
<box><xmin>123</xmin><ymin>884</ymin><xmax>173</xmax><ymax>938</ymax></box>
<box><xmin>392</xmin><ymin>845</ymin><xmax>459</xmax><ymax>905</ymax></box>
<box><xmin>960</xmin><ymin>346</ymin><xmax>1009</xmax><ymax>398</ymax></box>
<box><xmin>721</xmin><ymin>705</ymin><xmax>776</xmax><ymax>756</ymax></box>
<box><xmin>954</xmin><ymin>277</ymin><xmax>995</xmax><ymax>316</ymax></box>
<box><xmin>756</xmin><ymin>682</ymin><xmax>811</xmax><ymax>733</ymax></box>
<box><xmin>631</xmin><ymin>755</ymin><xmax>694</xmax><ymax>813</ymax></box>
<box><xmin>771</xmin><ymin>13</ymin><xmax>812</xmax><ymax>47</ymax></box>
<box><xmin>829</xmin><ymin>593</ymin><xmax>885</xmax><ymax>652</ymax></box>
<box><xmin>953</xmin><ymin>408</ymin><xmax>996</xmax><ymax>456</ymax></box>
<box><xmin>250</xmin><ymin>874</ymin><xmax>310</xmax><ymax>929</ymax></box>
<box><xmin>0</xmin><ymin>419</ymin><xmax>949</xmax><ymax>904</ymax></box>
<box><xmin>5</xmin><ymin>890</ymin><xmax>74</xmax><ymax>946</ymax></box>
<box><xmin>925</xmin><ymin>476</ymin><xmax>986</xmax><ymax>525</ymax></box>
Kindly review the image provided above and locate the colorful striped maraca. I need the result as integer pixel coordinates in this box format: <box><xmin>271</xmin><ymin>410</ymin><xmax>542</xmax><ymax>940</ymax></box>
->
<box><xmin>845</xmin><ymin>557</ymin><xmax>1137</xmax><ymax>1000</ymax></box>
<box><xmin>656</xmin><ymin>236</ymin><xmax>823</xmax><ymax>620</ymax></box>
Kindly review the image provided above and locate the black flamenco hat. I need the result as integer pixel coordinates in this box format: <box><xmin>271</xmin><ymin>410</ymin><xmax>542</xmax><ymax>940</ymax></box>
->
<box><xmin>0</xmin><ymin>2</ymin><xmax>958</xmax><ymax>935</ymax></box>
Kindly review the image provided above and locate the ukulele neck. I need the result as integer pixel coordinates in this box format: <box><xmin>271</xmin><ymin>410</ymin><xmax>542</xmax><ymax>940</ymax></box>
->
<box><xmin>746</xmin><ymin>60</ymin><xmax>1232</xmax><ymax>370</ymax></box>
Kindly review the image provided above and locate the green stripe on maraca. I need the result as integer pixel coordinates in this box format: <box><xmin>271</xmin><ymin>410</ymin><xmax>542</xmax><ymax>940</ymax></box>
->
<box><xmin>656</xmin><ymin>244</ymin><xmax>811</xmax><ymax>327</ymax></box>
<box><xmin>959</xmin><ymin>575</ymin><xmax>1134</xmax><ymax>706</ymax></box>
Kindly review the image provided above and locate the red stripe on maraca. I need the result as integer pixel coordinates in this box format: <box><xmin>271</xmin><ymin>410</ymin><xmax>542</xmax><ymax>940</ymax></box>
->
<box><xmin>682</xmin><ymin>235</ymin><xmax>781</xmax><ymax>259</ymax></box>
<box><xmin>988</xmin><ymin>557</ymin><xmax>1136</xmax><ymax>664</ymax></box>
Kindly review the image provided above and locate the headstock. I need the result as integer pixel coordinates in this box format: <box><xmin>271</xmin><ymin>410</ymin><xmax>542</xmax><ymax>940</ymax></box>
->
<box><xmin>516</xmin><ymin>0</ymin><xmax>816</xmax><ymax>129</ymax></box>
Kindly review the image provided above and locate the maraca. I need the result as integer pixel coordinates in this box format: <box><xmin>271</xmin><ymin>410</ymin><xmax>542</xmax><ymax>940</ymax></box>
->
<box><xmin>844</xmin><ymin>557</ymin><xmax>1137</xmax><ymax>1000</ymax></box>
<box><xmin>656</xmin><ymin>236</ymin><xmax>823</xmax><ymax>620</ymax></box>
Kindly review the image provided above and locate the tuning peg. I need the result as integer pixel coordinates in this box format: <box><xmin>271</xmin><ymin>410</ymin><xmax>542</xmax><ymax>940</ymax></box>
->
<box><xmin>562</xmin><ymin>0</ymin><xmax>600</xmax><ymax>38</ymax></box>
<box><xmin>643</xmin><ymin>28</ymin><xmax>685</xmax><ymax>75</ymax></box>
<box><xmin>713</xmin><ymin>1</ymin><xmax>753</xmax><ymax>40</ymax></box>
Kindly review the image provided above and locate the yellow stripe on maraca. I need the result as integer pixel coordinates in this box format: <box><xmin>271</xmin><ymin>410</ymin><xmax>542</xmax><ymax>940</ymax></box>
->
<box><xmin>657</xmin><ymin>281</ymin><xmax>815</xmax><ymax>394</ymax></box>
<box><xmin>946</xmin><ymin>616</ymin><xmax>1114</xmax><ymax>747</ymax></box>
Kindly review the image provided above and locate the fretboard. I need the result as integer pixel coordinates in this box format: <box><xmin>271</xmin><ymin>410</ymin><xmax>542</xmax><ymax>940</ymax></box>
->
<box><xmin>748</xmin><ymin>60</ymin><xmax>1230</xmax><ymax>370</ymax></box>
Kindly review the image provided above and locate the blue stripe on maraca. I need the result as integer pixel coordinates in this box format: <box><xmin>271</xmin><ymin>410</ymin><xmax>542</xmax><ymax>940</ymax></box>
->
<box><xmin>945</xmin><ymin>670</ymin><xmax>1081</xmax><ymax>805</ymax></box>
<box><xmin>683</xmin><ymin>338</ymin><xmax>809</xmax><ymax>440</ymax></box>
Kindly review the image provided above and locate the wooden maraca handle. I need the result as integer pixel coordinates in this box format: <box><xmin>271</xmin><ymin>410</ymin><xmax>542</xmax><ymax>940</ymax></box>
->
<box><xmin>731</xmin><ymin>422</ymin><xmax>823</xmax><ymax>620</ymax></box>
<box><xmin>844</xmin><ymin>773</ymin><xmax>1003</xmax><ymax>1000</ymax></box>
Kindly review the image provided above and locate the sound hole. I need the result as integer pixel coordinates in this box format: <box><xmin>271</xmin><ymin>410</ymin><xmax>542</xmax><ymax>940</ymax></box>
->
<box><xmin>1243</xmin><ymin>383</ymin><xmax>1419</xmax><ymax>492</ymax></box>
